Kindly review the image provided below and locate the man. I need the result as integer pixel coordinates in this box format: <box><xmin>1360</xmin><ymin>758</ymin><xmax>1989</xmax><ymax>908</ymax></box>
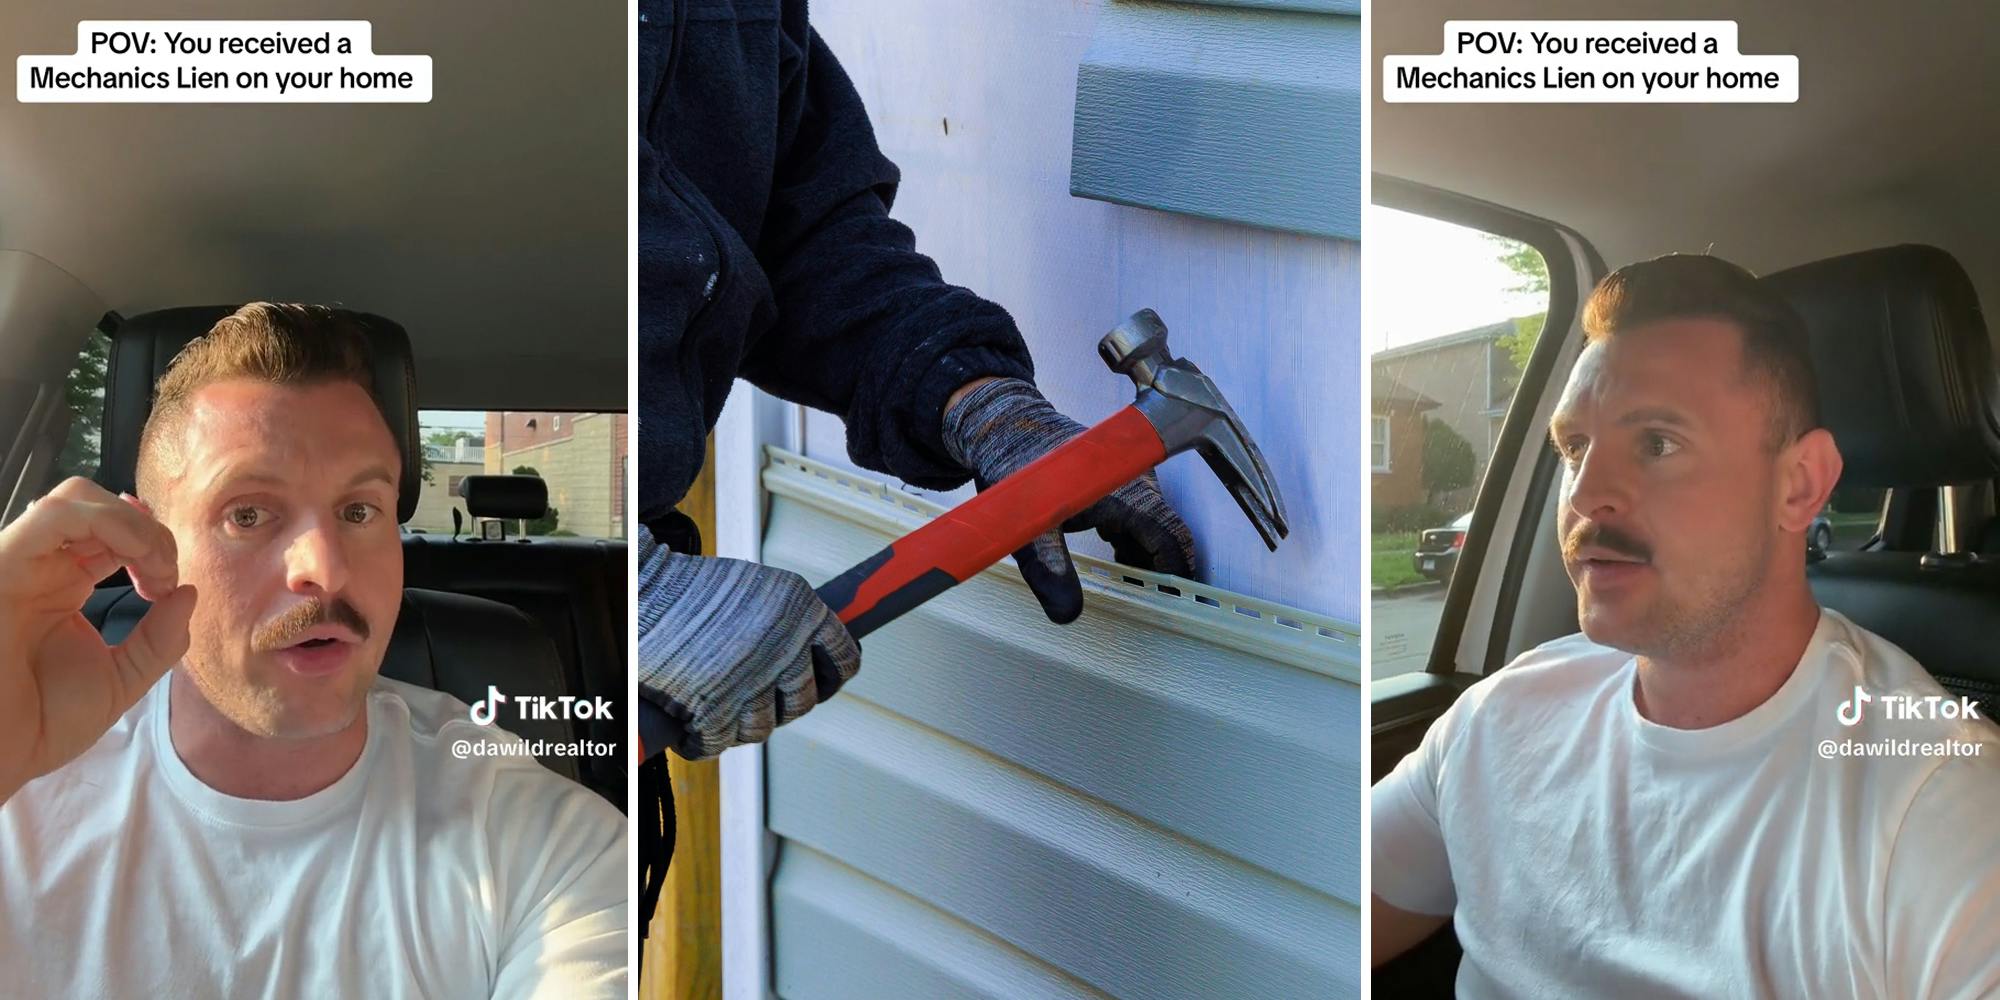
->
<box><xmin>1371</xmin><ymin>255</ymin><xmax>2000</xmax><ymax>995</ymax></box>
<box><xmin>0</xmin><ymin>304</ymin><xmax>626</xmax><ymax>997</ymax></box>
<box><xmin>635</xmin><ymin>1</ymin><xmax>1194</xmax><ymax>809</ymax></box>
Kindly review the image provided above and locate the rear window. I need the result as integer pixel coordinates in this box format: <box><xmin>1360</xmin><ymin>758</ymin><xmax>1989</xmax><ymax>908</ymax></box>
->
<box><xmin>411</xmin><ymin>410</ymin><xmax>628</xmax><ymax>540</ymax></box>
<box><xmin>0</xmin><ymin>328</ymin><xmax>106</xmax><ymax>528</ymax></box>
<box><xmin>54</xmin><ymin>327</ymin><xmax>111</xmax><ymax>483</ymax></box>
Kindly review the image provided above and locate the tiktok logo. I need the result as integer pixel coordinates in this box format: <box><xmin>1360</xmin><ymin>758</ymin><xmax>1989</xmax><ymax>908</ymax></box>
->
<box><xmin>469</xmin><ymin>685</ymin><xmax>507</xmax><ymax>726</ymax></box>
<box><xmin>1834</xmin><ymin>685</ymin><xmax>1980</xmax><ymax>726</ymax></box>
<box><xmin>1837</xmin><ymin>685</ymin><xmax>1872</xmax><ymax>727</ymax></box>
<box><xmin>465</xmin><ymin>685</ymin><xmax>614</xmax><ymax>726</ymax></box>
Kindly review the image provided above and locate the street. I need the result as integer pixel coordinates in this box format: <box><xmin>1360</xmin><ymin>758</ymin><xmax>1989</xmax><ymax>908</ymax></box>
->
<box><xmin>1371</xmin><ymin>584</ymin><xmax>1447</xmax><ymax>677</ymax></box>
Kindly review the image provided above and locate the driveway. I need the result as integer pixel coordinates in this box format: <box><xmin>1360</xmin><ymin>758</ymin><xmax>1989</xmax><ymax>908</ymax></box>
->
<box><xmin>1372</xmin><ymin>584</ymin><xmax>1446</xmax><ymax>678</ymax></box>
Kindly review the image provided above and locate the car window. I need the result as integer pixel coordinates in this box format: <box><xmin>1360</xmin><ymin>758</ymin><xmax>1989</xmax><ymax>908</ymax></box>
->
<box><xmin>1371</xmin><ymin>205</ymin><xmax>1550</xmax><ymax>678</ymax></box>
<box><xmin>410</xmin><ymin>410</ymin><xmax>629</xmax><ymax>540</ymax></box>
<box><xmin>1</xmin><ymin>328</ymin><xmax>108</xmax><ymax>529</ymax></box>
<box><xmin>52</xmin><ymin>328</ymin><xmax>111</xmax><ymax>484</ymax></box>
<box><xmin>1819</xmin><ymin>487</ymin><xmax>1884</xmax><ymax>553</ymax></box>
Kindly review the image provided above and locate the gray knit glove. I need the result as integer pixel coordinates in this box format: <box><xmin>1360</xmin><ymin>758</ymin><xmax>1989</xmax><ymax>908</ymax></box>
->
<box><xmin>943</xmin><ymin>377</ymin><xmax>1197</xmax><ymax>624</ymax></box>
<box><xmin>634</xmin><ymin>526</ymin><xmax>860</xmax><ymax>761</ymax></box>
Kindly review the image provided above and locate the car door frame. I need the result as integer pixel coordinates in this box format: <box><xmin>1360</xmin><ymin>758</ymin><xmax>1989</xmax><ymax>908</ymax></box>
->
<box><xmin>1368</xmin><ymin>176</ymin><xmax>1606</xmax><ymax>994</ymax></box>
<box><xmin>1368</xmin><ymin>176</ymin><xmax>1603</xmax><ymax>773</ymax></box>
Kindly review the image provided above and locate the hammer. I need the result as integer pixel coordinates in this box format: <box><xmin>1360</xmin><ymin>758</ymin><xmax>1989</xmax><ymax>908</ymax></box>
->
<box><xmin>817</xmin><ymin>308</ymin><xmax>1289</xmax><ymax>639</ymax></box>
<box><xmin>636</xmin><ymin>311</ymin><xmax>1286</xmax><ymax>760</ymax></box>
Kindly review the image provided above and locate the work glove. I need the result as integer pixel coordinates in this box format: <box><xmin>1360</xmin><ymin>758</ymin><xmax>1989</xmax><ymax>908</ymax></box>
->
<box><xmin>943</xmin><ymin>377</ymin><xmax>1197</xmax><ymax>624</ymax></box>
<box><xmin>634</xmin><ymin>526</ymin><xmax>860</xmax><ymax>760</ymax></box>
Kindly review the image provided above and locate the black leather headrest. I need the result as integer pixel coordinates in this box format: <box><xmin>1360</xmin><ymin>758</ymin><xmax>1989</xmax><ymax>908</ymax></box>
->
<box><xmin>462</xmin><ymin>474</ymin><xmax>549</xmax><ymax>520</ymax></box>
<box><xmin>1763</xmin><ymin>245</ymin><xmax>2000</xmax><ymax>487</ymax></box>
<box><xmin>95</xmin><ymin>305</ymin><xmax>422</xmax><ymax>522</ymax></box>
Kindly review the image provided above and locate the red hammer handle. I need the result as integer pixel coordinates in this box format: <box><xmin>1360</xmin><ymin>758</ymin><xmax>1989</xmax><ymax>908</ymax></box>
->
<box><xmin>817</xmin><ymin>404</ymin><xmax>1168</xmax><ymax>639</ymax></box>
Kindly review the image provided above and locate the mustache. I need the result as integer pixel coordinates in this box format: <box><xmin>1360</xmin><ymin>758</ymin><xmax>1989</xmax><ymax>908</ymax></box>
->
<box><xmin>250</xmin><ymin>597</ymin><xmax>371</xmax><ymax>652</ymax></box>
<box><xmin>1563</xmin><ymin>521</ymin><xmax>1653</xmax><ymax>563</ymax></box>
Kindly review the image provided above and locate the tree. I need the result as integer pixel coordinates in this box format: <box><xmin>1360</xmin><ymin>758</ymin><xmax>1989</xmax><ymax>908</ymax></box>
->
<box><xmin>1421</xmin><ymin>417</ymin><xmax>1475</xmax><ymax>503</ymax></box>
<box><xmin>419</xmin><ymin>430</ymin><xmax>484</xmax><ymax>487</ymax></box>
<box><xmin>425</xmin><ymin>430</ymin><xmax>484</xmax><ymax>449</ymax></box>
<box><xmin>56</xmin><ymin>331</ymin><xmax>109</xmax><ymax>476</ymax></box>
<box><xmin>510</xmin><ymin>465</ymin><xmax>561</xmax><ymax>536</ymax></box>
<box><xmin>1486</xmin><ymin>234</ymin><xmax>1551</xmax><ymax>388</ymax></box>
<box><xmin>1491</xmin><ymin>237</ymin><xmax>1549</xmax><ymax>297</ymax></box>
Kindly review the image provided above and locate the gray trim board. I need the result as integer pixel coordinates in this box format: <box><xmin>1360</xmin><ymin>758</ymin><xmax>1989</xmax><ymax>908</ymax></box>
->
<box><xmin>1071</xmin><ymin>1</ymin><xmax>1361</xmax><ymax>239</ymax></box>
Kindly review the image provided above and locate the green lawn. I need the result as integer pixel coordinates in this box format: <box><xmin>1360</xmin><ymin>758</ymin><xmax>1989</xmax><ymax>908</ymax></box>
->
<box><xmin>1827</xmin><ymin>511</ymin><xmax>1878</xmax><ymax>549</ymax></box>
<box><xmin>1372</xmin><ymin>531</ymin><xmax>1427</xmax><ymax>590</ymax></box>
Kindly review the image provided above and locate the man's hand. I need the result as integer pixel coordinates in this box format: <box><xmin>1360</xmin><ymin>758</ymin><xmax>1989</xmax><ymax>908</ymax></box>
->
<box><xmin>633</xmin><ymin>528</ymin><xmax>859</xmax><ymax>761</ymax></box>
<box><xmin>0</xmin><ymin>477</ymin><xmax>196</xmax><ymax>804</ymax></box>
<box><xmin>942</xmin><ymin>377</ymin><xmax>1197</xmax><ymax>624</ymax></box>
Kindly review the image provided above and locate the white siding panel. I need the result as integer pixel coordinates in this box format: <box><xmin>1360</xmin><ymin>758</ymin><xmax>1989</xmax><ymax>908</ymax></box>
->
<box><xmin>773</xmin><ymin>845</ymin><xmax>1111</xmax><ymax>1000</ymax></box>
<box><xmin>761</xmin><ymin>453</ymin><xmax>1360</xmax><ymax>999</ymax></box>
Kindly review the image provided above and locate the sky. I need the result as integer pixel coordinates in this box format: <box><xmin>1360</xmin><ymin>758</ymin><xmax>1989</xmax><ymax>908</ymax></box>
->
<box><xmin>1369</xmin><ymin>204</ymin><xmax>1548</xmax><ymax>355</ymax></box>
<box><xmin>417</xmin><ymin>409</ymin><xmax>486</xmax><ymax>433</ymax></box>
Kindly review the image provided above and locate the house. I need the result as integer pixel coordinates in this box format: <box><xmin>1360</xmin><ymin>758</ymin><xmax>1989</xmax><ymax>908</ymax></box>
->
<box><xmin>1371</xmin><ymin>376</ymin><xmax>1439</xmax><ymax>511</ymax></box>
<box><xmin>1372</xmin><ymin>318</ymin><xmax>1528</xmax><ymax>512</ymax></box>
<box><xmin>484</xmin><ymin>410</ymin><xmax>629</xmax><ymax>539</ymax></box>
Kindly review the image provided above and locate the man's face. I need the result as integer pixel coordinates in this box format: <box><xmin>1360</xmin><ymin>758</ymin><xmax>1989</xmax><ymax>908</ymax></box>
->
<box><xmin>159</xmin><ymin>379</ymin><xmax>403</xmax><ymax>739</ymax></box>
<box><xmin>1548</xmin><ymin>319</ymin><xmax>1785</xmax><ymax>659</ymax></box>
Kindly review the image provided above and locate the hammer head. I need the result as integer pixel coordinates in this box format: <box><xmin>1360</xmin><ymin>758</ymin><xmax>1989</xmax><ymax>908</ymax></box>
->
<box><xmin>1099</xmin><ymin>309</ymin><xmax>1290</xmax><ymax>550</ymax></box>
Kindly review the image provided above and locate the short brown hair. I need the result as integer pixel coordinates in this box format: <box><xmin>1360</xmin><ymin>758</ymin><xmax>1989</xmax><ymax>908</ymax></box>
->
<box><xmin>1582</xmin><ymin>254</ymin><xmax>1821</xmax><ymax>448</ymax></box>
<box><xmin>135</xmin><ymin>303</ymin><xmax>383</xmax><ymax>502</ymax></box>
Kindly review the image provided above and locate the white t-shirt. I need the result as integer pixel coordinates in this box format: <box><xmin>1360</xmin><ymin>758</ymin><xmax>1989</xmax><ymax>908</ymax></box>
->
<box><xmin>0</xmin><ymin>673</ymin><xmax>627</xmax><ymax>998</ymax></box>
<box><xmin>1374</xmin><ymin>609</ymin><xmax>2000</xmax><ymax>999</ymax></box>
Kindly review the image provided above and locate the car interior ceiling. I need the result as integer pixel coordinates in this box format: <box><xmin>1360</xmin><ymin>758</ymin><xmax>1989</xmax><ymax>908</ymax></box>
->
<box><xmin>0</xmin><ymin>1</ymin><xmax>627</xmax><ymax>412</ymax></box>
<box><xmin>1375</xmin><ymin>0</ymin><xmax>2000</xmax><ymax>308</ymax></box>
<box><xmin>79</xmin><ymin>305</ymin><xmax>627</xmax><ymax>809</ymax></box>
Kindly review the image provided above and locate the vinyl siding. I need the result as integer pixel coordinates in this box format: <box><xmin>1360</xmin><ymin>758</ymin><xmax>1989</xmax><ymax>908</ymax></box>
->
<box><xmin>760</xmin><ymin>451</ymin><xmax>1360</xmax><ymax>999</ymax></box>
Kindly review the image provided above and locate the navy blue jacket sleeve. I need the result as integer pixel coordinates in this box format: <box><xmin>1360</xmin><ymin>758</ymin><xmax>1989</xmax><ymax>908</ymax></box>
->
<box><xmin>737</xmin><ymin>7</ymin><xmax>1034</xmax><ymax>491</ymax></box>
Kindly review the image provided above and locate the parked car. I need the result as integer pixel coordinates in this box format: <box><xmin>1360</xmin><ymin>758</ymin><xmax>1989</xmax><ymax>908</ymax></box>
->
<box><xmin>1412</xmin><ymin>512</ymin><xmax>1472</xmax><ymax>581</ymax></box>
<box><xmin>1809</xmin><ymin>512</ymin><xmax>1834</xmax><ymax>556</ymax></box>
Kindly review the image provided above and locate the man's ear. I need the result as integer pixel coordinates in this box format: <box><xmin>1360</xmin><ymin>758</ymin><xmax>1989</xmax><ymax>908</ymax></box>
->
<box><xmin>1777</xmin><ymin>427</ymin><xmax>1843</xmax><ymax>533</ymax></box>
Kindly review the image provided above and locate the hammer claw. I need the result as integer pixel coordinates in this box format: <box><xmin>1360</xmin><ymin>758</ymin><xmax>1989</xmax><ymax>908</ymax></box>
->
<box><xmin>1103</xmin><ymin>312</ymin><xmax>1289</xmax><ymax>551</ymax></box>
<box><xmin>1202</xmin><ymin>439</ymin><xmax>1289</xmax><ymax>552</ymax></box>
